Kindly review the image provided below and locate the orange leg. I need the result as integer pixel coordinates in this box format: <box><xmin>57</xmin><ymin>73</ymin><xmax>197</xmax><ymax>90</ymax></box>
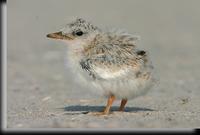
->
<box><xmin>103</xmin><ymin>95</ymin><xmax>115</xmax><ymax>114</ymax></box>
<box><xmin>88</xmin><ymin>95</ymin><xmax>115</xmax><ymax>116</ymax></box>
<box><xmin>118</xmin><ymin>99</ymin><xmax>128</xmax><ymax>111</ymax></box>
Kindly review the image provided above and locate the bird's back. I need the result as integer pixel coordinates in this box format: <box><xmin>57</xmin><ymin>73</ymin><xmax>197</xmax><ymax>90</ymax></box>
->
<box><xmin>81</xmin><ymin>30</ymin><xmax>153</xmax><ymax>81</ymax></box>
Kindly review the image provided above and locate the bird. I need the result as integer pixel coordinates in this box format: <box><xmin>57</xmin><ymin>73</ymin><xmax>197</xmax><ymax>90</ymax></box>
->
<box><xmin>47</xmin><ymin>18</ymin><xmax>155</xmax><ymax>115</ymax></box>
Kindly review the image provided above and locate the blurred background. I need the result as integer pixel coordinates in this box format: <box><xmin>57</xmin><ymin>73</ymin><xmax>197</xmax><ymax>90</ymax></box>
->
<box><xmin>7</xmin><ymin>0</ymin><xmax>200</xmax><ymax>128</ymax></box>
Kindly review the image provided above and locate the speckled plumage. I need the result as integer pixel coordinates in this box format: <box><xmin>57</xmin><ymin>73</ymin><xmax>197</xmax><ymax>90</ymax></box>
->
<box><xmin>47</xmin><ymin>18</ymin><xmax>155</xmax><ymax>114</ymax></box>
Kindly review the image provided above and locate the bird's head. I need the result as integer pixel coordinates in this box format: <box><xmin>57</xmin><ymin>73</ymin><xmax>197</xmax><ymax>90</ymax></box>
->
<box><xmin>47</xmin><ymin>18</ymin><xmax>99</xmax><ymax>45</ymax></box>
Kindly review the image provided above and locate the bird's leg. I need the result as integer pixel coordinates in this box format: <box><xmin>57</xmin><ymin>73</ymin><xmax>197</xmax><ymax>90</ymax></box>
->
<box><xmin>89</xmin><ymin>95</ymin><xmax>115</xmax><ymax>116</ymax></box>
<box><xmin>103</xmin><ymin>95</ymin><xmax>115</xmax><ymax>115</ymax></box>
<box><xmin>118</xmin><ymin>99</ymin><xmax>128</xmax><ymax>111</ymax></box>
<box><xmin>88</xmin><ymin>95</ymin><xmax>115</xmax><ymax>116</ymax></box>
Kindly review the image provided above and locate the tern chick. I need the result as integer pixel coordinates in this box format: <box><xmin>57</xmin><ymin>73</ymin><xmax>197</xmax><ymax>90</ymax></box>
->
<box><xmin>47</xmin><ymin>18</ymin><xmax>155</xmax><ymax>115</ymax></box>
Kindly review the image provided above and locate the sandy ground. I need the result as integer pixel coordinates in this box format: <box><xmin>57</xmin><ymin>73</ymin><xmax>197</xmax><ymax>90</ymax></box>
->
<box><xmin>7</xmin><ymin>0</ymin><xmax>200</xmax><ymax>129</ymax></box>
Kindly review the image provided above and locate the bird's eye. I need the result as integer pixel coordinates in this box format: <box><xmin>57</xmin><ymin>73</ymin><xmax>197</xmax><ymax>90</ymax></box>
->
<box><xmin>75</xmin><ymin>31</ymin><xmax>83</xmax><ymax>36</ymax></box>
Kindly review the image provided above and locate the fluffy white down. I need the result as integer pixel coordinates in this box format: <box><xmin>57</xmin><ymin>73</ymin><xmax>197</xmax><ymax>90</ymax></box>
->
<box><xmin>65</xmin><ymin>46</ymin><xmax>154</xmax><ymax>99</ymax></box>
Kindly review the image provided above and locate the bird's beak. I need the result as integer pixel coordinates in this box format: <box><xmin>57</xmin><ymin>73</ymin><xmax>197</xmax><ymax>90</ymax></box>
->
<box><xmin>46</xmin><ymin>31</ymin><xmax>74</xmax><ymax>40</ymax></box>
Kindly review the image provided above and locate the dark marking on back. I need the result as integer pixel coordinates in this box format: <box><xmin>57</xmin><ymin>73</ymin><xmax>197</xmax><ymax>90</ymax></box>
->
<box><xmin>136</xmin><ymin>50</ymin><xmax>146</xmax><ymax>56</ymax></box>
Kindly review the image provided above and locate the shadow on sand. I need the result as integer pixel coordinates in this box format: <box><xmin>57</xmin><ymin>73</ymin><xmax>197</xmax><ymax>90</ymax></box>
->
<box><xmin>60</xmin><ymin>105</ymin><xmax>154</xmax><ymax>114</ymax></box>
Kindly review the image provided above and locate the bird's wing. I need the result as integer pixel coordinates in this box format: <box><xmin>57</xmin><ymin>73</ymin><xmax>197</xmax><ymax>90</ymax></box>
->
<box><xmin>80</xmin><ymin>43</ymin><xmax>147</xmax><ymax>80</ymax></box>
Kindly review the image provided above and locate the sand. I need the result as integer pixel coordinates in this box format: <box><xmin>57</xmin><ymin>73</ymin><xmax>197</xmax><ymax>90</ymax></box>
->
<box><xmin>7</xmin><ymin>0</ymin><xmax>200</xmax><ymax>129</ymax></box>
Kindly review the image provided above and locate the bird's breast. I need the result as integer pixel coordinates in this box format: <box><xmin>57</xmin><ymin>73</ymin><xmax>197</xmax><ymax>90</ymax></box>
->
<box><xmin>92</xmin><ymin>66</ymin><xmax>130</xmax><ymax>80</ymax></box>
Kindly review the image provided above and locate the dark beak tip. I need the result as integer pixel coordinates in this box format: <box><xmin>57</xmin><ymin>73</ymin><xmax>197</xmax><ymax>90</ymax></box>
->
<box><xmin>46</xmin><ymin>34</ymin><xmax>51</xmax><ymax>38</ymax></box>
<box><xmin>46</xmin><ymin>33</ymin><xmax>55</xmax><ymax>39</ymax></box>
